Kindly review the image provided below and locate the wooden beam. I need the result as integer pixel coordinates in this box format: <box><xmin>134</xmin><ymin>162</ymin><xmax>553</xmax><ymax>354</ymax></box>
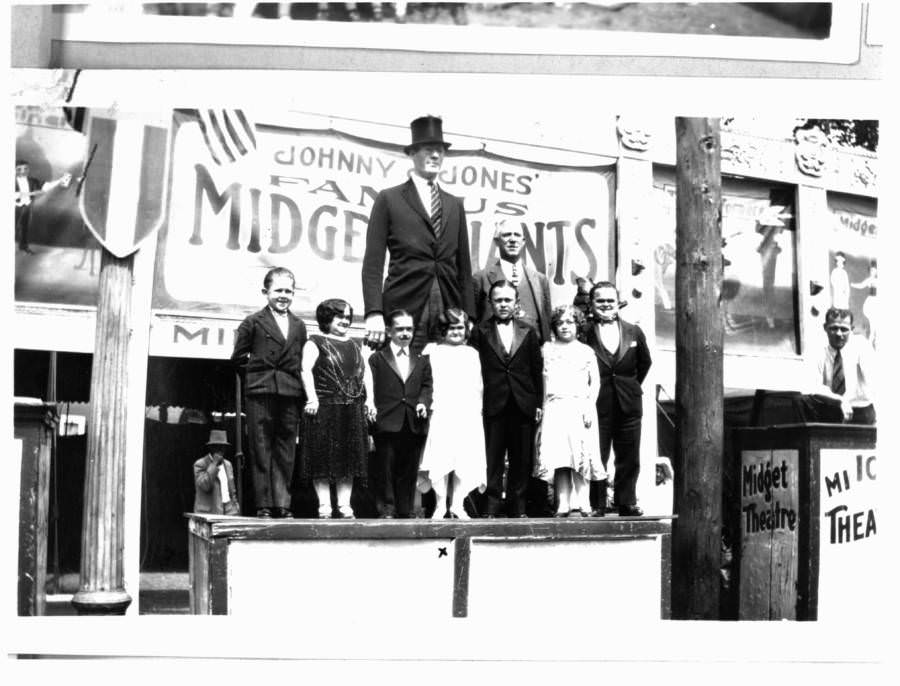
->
<box><xmin>672</xmin><ymin>117</ymin><xmax>724</xmax><ymax>620</ymax></box>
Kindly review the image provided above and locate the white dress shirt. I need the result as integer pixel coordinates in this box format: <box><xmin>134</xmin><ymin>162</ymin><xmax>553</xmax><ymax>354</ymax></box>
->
<box><xmin>391</xmin><ymin>342</ymin><xmax>411</xmax><ymax>379</ymax></box>
<box><xmin>410</xmin><ymin>173</ymin><xmax>438</xmax><ymax>218</ymax></box>
<box><xmin>269</xmin><ymin>307</ymin><xmax>290</xmax><ymax>339</ymax></box>
<box><xmin>812</xmin><ymin>335</ymin><xmax>875</xmax><ymax>408</ymax></box>
<box><xmin>496</xmin><ymin>319</ymin><xmax>514</xmax><ymax>353</ymax></box>
<box><xmin>597</xmin><ymin>320</ymin><xmax>620</xmax><ymax>355</ymax></box>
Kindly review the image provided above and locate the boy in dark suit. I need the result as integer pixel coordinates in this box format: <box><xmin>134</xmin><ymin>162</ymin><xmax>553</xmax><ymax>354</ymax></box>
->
<box><xmin>231</xmin><ymin>267</ymin><xmax>308</xmax><ymax>518</ymax></box>
<box><xmin>470</xmin><ymin>281</ymin><xmax>543</xmax><ymax>517</ymax></box>
<box><xmin>582</xmin><ymin>281</ymin><xmax>652</xmax><ymax>517</ymax></box>
<box><xmin>367</xmin><ymin>310</ymin><xmax>433</xmax><ymax>518</ymax></box>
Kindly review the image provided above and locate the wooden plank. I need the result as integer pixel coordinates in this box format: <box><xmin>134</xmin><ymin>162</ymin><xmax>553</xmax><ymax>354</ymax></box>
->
<box><xmin>208</xmin><ymin>539</ymin><xmax>229</xmax><ymax>615</ymax></box>
<box><xmin>452</xmin><ymin>537</ymin><xmax>471</xmax><ymax>618</ymax></box>
<box><xmin>768</xmin><ymin>449</ymin><xmax>800</xmax><ymax>620</ymax></box>
<box><xmin>659</xmin><ymin>532</ymin><xmax>672</xmax><ymax>619</ymax></box>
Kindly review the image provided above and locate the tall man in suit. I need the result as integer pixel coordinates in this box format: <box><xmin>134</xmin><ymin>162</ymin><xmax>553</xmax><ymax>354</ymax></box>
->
<box><xmin>362</xmin><ymin>115</ymin><xmax>475</xmax><ymax>355</ymax></box>
<box><xmin>473</xmin><ymin>215</ymin><xmax>552</xmax><ymax>343</ymax></box>
<box><xmin>367</xmin><ymin>310</ymin><xmax>434</xmax><ymax>518</ymax></box>
<box><xmin>583</xmin><ymin>281</ymin><xmax>652</xmax><ymax>517</ymax></box>
<box><xmin>470</xmin><ymin>281</ymin><xmax>543</xmax><ymax>517</ymax></box>
<box><xmin>231</xmin><ymin>267</ymin><xmax>308</xmax><ymax>518</ymax></box>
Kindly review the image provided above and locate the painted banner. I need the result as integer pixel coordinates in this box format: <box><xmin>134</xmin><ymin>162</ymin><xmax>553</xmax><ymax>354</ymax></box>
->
<box><xmin>827</xmin><ymin>194</ymin><xmax>877</xmax><ymax>346</ymax></box>
<box><xmin>738</xmin><ymin>449</ymin><xmax>799</xmax><ymax>620</ymax></box>
<box><xmin>155</xmin><ymin>120</ymin><xmax>615</xmax><ymax>322</ymax></box>
<box><xmin>817</xmin><ymin>448</ymin><xmax>879</xmax><ymax>621</ymax></box>
<box><xmin>653</xmin><ymin>169</ymin><xmax>797</xmax><ymax>356</ymax></box>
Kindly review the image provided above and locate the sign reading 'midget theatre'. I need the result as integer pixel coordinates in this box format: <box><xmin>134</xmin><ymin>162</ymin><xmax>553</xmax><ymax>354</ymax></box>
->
<box><xmin>739</xmin><ymin>449</ymin><xmax>800</xmax><ymax>619</ymax></box>
<box><xmin>817</xmin><ymin>449</ymin><xmax>878</xmax><ymax>620</ymax></box>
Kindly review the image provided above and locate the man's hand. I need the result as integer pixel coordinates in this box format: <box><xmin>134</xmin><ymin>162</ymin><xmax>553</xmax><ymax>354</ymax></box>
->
<box><xmin>583</xmin><ymin>413</ymin><xmax>592</xmax><ymax>429</ymax></box>
<box><xmin>416</xmin><ymin>403</ymin><xmax>428</xmax><ymax>419</ymax></box>
<box><xmin>364</xmin><ymin>313</ymin><xmax>385</xmax><ymax>349</ymax></box>
<box><xmin>305</xmin><ymin>399</ymin><xmax>319</xmax><ymax>416</ymax></box>
<box><xmin>841</xmin><ymin>399</ymin><xmax>854</xmax><ymax>422</ymax></box>
<box><xmin>365</xmin><ymin>405</ymin><xmax>377</xmax><ymax>423</ymax></box>
<box><xmin>535</xmin><ymin>408</ymin><xmax>543</xmax><ymax>423</ymax></box>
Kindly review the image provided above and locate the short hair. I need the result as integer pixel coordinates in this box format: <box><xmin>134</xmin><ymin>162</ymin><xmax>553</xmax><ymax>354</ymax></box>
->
<box><xmin>824</xmin><ymin>307</ymin><xmax>853</xmax><ymax>327</ymax></box>
<box><xmin>588</xmin><ymin>280</ymin><xmax>618</xmax><ymax>301</ymax></box>
<box><xmin>550</xmin><ymin>305</ymin><xmax>585</xmax><ymax>335</ymax></box>
<box><xmin>488</xmin><ymin>279</ymin><xmax>517</xmax><ymax>301</ymax></box>
<box><xmin>493</xmin><ymin>214</ymin><xmax>524</xmax><ymax>239</ymax></box>
<box><xmin>15</xmin><ymin>159</ymin><xmax>28</xmax><ymax>167</ymax></box>
<box><xmin>263</xmin><ymin>266</ymin><xmax>295</xmax><ymax>290</ymax></box>
<box><xmin>315</xmin><ymin>298</ymin><xmax>352</xmax><ymax>333</ymax></box>
<box><xmin>436</xmin><ymin>307</ymin><xmax>470</xmax><ymax>339</ymax></box>
<box><xmin>385</xmin><ymin>308</ymin><xmax>414</xmax><ymax>328</ymax></box>
<box><xmin>834</xmin><ymin>251</ymin><xmax>846</xmax><ymax>260</ymax></box>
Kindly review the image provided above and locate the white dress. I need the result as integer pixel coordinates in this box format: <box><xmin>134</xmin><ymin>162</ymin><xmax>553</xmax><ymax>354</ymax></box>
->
<box><xmin>420</xmin><ymin>343</ymin><xmax>487</xmax><ymax>494</ymax></box>
<box><xmin>534</xmin><ymin>340</ymin><xmax>605</xmax><ymax>482</ymax></box>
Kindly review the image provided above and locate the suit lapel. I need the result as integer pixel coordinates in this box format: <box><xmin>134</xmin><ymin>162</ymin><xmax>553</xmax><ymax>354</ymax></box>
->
<box><xmin>590</xmin><ymin>324</ymin><xmax>614</xmax><ymax>368</ymax></box>
<box><xmin>615</xmin><ymin>321</ymin><xmax>632</xmax><ymax>365</ymax></box>
<box><xmin>485</xmin><ymin>322</ymin><xmax>509</xmax><ymax>362</ymax></box>
<box><xmin>508</xmin><ymin>321</ymin><xmax>526</xmax><ymax>359</ymax></box>
<box><xmin>400</xmin><ymin>179</ymin><xmax>432</xmax><ymax>226</ymax></box>
<box><xmin>383</xmin><ymin>347</ymin><xmax>405</xmax><ymax>382</ymax></box>
<box><xmin>260</xmin><ymin>308</ymin><xmax>285</xmax><ymax>343</ymax></box>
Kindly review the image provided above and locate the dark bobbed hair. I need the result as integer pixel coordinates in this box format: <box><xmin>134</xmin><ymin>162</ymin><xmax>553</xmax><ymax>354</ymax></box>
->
<box><xmin>550</xmin><ymin>305</ymin><xmax>585</xmax><ymax>335</ymax></box>
<box><xmin>263</xmin><ymin>266</ymin><xmax>296</xmax><ymax>290</ymax></box>
<box><xmin>436</xmin><ymin>307</ymin><xmax>470</xmax><ymax>339</ymax></box>
<box><xmin>824</xmin><ymin>307</ymin><xmax>853</xmax><ymax>327</ymax></box>
<box><xmin>588</xmin><ymin>280</ymin><xmax>618</xmax><ymax>302</ymax></box>
<box><xmin>316</xmin><ymin>298</ymin><xmax>353</xmax><ymax>333</ymax></box>
<box><xmin>385</xmin><ymin>308</ymin><xmax>414</xmax><ymax>328</ymax></box>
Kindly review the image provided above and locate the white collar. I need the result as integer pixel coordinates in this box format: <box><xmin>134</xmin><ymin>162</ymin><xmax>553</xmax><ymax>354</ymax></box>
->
<box><xmin>391</xmin><ymin>343</ymin><xmax>410</xmax><ymax>357</ymax></box>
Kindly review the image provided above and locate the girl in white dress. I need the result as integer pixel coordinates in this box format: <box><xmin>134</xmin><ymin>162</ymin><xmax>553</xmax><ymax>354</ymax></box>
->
<box><xmin>421</xmin><ymin>308</ymin><xmax>486</xmax><ymax>519</ymax></box>
<box><xmin>534</xmin><ymin>305</ymin><xmax>605</xmax><ymax>517</ymax></box>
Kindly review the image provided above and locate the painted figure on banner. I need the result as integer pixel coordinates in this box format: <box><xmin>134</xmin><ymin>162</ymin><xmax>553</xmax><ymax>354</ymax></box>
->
<box><xmin>366</xmin><ymin>310</ymin><xmax>433</xmax><ymax>519</ymax></box>
<box><xmin>756</xmin><ymin>218</ymin><xmax>785</xmax><ymax>329</ymax></box>
<box><xmin>231</xmin><ymin>267</ymin><xmax>308</xmax><ymax>519</ymax></box>
<box><xmin>299</xmin><ymin>298</ymin><xmax>370</xmax><ymax>519</ymax></box>
<box><xmin>470</xmin><ymin>280</ymin><xmax>543</xmax><ymax>518</ymax></box>
<box><xmin>14</xmin><ymin>159</ymin><xmax>71</xmax><ymax>254</ymax></box>
<box><xmin>472</xmin><ymin>214</ymin><xmax>552</xmax><ymax>343</ymax></box>
<box><xmin>362</xmin><ymin>115</ymin><xmax>475</xmax><ymax>355</ymax></box>
<box><xmin>193</xmin><ymin>429</ymin><xmax>240</xmax><ymax>516</ymax></box>
<box><xmin>830</xmin><ymin>251</ymin><xmax>850</xmax><ymax>310</ymax></box>
<box><xmin>805</xmin><ymin>307</ymin><xmax>876</xmax><ymax>425</ymax></box>
<box><xmin>420</xmin><ymin>308</ymin><xmax>486</xmax><ymax>519</ymax></box>
<box><xmin>582</xmin><ymin>282</ymin><xmax>651</xmax><ymax>517</ymax></box>
<box><xmin>850</xmin><ymin>259</ymin><xmax>877</xmax><ymax>347</ymax></box>
<box><xmin>534</xmin><ymin>305</ymin><xmax>605</xmax><ymax>518</ymax></box>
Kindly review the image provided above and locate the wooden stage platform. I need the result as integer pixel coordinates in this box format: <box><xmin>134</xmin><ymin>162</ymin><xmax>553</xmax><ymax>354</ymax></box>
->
<box><xmin>187</xmin><ymin>514</ymin><xmax>673</xmax><ymax>620</ymax></box>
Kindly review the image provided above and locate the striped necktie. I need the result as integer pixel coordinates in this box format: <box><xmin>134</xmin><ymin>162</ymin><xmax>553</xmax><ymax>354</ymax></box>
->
<box><xmin>511</xmin><ymin>262</ymin><xmax>519</xmax><ymax>286</ymax></box>
<box><xmin>831</xmin><ymin>349</ymin><xmax>846</xmax><ymax>396</ymax></box>
<box><xmin>428</xmin><ymin>180</ymin><xmax>442</xmax><ymax>239</ymax></box>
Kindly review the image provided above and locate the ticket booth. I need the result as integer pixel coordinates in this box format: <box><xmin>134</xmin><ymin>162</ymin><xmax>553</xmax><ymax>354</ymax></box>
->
<box><xmin>732</xmin><ymin>423</ymin><xmax>877</xmax><ymax>620</ymax></box>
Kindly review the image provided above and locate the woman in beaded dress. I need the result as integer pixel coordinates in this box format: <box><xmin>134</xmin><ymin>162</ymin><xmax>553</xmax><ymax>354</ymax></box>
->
<box><xmin>533</xmin><ymin>305</ymin><xmax>605</xmax><ymax>517</ymax></box>
<box><xmin>300</xmin><ymin>298</ymin><xmax>370</xmax><ymax>518</ymax></box>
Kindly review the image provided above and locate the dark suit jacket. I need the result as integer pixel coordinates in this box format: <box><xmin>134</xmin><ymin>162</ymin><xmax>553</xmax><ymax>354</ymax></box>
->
<box><xmin>368</xmin><ymin>347</ymin><xmax>433</xmax><ymax>435</ymax></box>
<box><xmin>472</xmin><ymin>258</ymin><xmax>552</xmax><ymax>343</ymax></box>
<box><xmin>193</xmin><ymin>455</ymin><xmax>240</xmax><ymax>515</ymax></box>
<box><xmin>362</xmin><ymin>178</ymin><xmax>475</xmax><ymax>320</ymax></box>
<box><xmin>583</xmin><ymin>319</ymin><xmax>652</xmax><ymax>418</ymax></box>
<box><xmin>470</xmin><ymin>319</ymin><xmax>543</xmax><ymax>419</ymax></box>
<box><xmin>231</xmin><ymin>307</ymin><xmax>307</xmax><ymax>397</ymax></box>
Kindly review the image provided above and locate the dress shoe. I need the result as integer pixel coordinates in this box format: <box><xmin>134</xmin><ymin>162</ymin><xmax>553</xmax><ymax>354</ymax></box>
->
<box><xmin>554</xmin><ymin>511</ymin><xmax>568</xmax><ymax>518</ymax></box>
<box><xmin>516</xmin><ymin>513</ymin><xmax>528</xmax><ymax>518</ymax></box>
<box><xmin>568</xmin><ymin>508</ymin><xmax>587</xmax><ymax>518</ymax></box>
<box><xmin>590</xmin><ymin>508</ymin><xmax>606</xmax><ymax>518</ymax></box>
<box><xmin>444</xmin><ymin>511</ymin><xmax>459</xmax><ymax>519</ymax></box>
<box><xmin>380</xmin><ymin>513</ymin><xmax>395</xmax><ymax>519</ymax></box>
<box><xmin>278</xmin><ymin>508</ymin><xmax>294</xmax><ymax>519</ymax></box>
<box><xmin>256</xmin><ymin>508</ymin><xmax>273</xmax><ymax>518</ymax></box>
<box><xmin>617</xmin><ymin>504</ymin><xmax>644</xmax><ymax>517</ymax></box>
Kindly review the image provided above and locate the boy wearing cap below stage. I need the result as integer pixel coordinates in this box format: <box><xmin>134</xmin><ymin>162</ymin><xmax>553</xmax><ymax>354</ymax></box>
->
<box><xmin>367</xmin><ymin>309</ymin><xmax>433</xmax><ymax>518</ymax></box>
<box><xmin>193</xmin><ymin>429</ymin><xmax>240</xmax><ymax>516</ymax></box>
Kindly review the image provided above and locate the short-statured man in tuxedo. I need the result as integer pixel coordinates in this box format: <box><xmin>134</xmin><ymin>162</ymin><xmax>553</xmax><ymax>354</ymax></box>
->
<box><xmin>367</xmin><ymin>310</ymin><xmax>434</xmax><ymax>518</ymax></box>
<box><xmin>473</xmin><ymin>214</ymin><xmax>552</xmax><ymax>343</ymax></box>
<box><xmin>470</xmin><ymin>281</ymin><xmax>543</xmax><ymax>517</ymax></box>
<box><xmin>362</xmin><ymin>115</ymin><xmax>475</xmax><ymax>355</ymax></box>
<box><xmin>231</xmin><ymin>267</ymin><xmax>308</xmax><ymax>518</ymax></box>
<box><xmin>582</xmin><ymin>281</ymin><xmax>651</xmax><ymax>517</ymax></box>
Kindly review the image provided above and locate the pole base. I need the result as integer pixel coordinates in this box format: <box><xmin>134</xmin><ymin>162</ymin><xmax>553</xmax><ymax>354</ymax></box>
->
<box><xmin>71</xmin><ymin>589</ymin><xmax>132</xmax><ymax>615</ymax></box>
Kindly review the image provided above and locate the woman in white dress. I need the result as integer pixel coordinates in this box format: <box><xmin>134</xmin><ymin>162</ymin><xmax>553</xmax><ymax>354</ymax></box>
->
<box><xmin>421</xmin><ymin>308</ymin><xmax>486</xmax><ymax>519</ymax></box>
<box><xmin>534</xmin><ymin>305</ymin><xmax>605</xmax><ymax>517</ymax></box>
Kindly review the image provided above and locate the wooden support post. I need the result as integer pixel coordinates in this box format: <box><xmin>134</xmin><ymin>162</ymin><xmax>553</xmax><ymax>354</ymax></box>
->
<box><xmin>71</xmin><ymin>249</ymin><xmax>135</xmax><ymax>615</ymax></box>
<box><xmin>672</xmin><ymin>118</ymin><xmax>724</xmax><ymax>620</ymax></box>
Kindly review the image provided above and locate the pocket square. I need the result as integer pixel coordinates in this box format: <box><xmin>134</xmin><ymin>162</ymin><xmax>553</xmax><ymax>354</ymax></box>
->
<box><xmin>629</xmin><ymin>341</ymin><xmax>637</xmax><ymax>348</ymax></box>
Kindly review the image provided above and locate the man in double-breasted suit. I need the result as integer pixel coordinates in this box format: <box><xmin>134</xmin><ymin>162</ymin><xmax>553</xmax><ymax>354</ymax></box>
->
<box><xmin>231</xmin><ymin>267</ymin><xmax>308</xmax><ymax>518</ymax></box>
<box><xmin>367</xmin><ymin>310</ymin><xmax>434</xmax><ymax>518</ymax></box>
<box><xmin>582</xmin><ymin>281</ymin><xmax>651</xmax><ymax>517</ymax></box>
<box><xmin>470</xmin><ymin>281</ymin><xmax>543</xmax><ymax>517</ymax></box>
<box><xmin>473</xmin><ymin>215</ymin><xmax>552</xmax><ymax>343</ymax></box>
<box><xmin>362</xmin><ymin>115</ymin><xmax>475</xmax><ymax>355</ymax></box>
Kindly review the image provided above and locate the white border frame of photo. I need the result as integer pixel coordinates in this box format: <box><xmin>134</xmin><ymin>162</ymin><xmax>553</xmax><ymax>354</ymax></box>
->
<box><xmin>47</xmin><ymin>1</ymin><xmax>864</xmax><ymax>64</ymax></box>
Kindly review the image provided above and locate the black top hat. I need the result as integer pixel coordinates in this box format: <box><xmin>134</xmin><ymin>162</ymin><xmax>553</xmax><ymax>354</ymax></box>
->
<box><xmin>404</xmin><ymin>115</ymin><xmax>451</xmax><ymax>155</ymax></box>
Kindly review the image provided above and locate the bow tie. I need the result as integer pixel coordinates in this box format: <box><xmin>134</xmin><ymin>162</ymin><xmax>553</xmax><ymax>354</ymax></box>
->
<box><xmin>396</xmin><ymin>348</ymin><xmax>407</xmax><ymax>356</ymax></box>
<box><xmin>496</xmin><ymin>319</ymin><xmax>512</xmax><ymax>326</ymax></box>
<box><xmin>598</xmin><ymin>319</ymin><xmax>617</xmax><ymax>326</ymax></box>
